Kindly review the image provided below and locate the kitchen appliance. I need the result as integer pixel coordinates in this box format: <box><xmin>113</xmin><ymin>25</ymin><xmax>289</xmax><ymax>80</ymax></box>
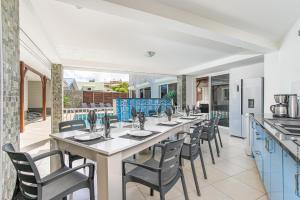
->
<box><xmin>274</xmin><ymin>94</ymin><xmax>288</xmax><ymax>104</ymax></box>
<box><xmin>230</xmin><ymin>77</ymin><xmax>264</xmax><ymax>138</ymax></box>
<box><xmin>270</xmin><ymin>94</ymin><xmax>289</xmax><ymax>117</ymax></box>
<box><xmin>270</xmin><ymin>103</ymin><xmax>288</xmax><ymax>117</ymax></box>
<box><xmin>288</xmin><ymin>94</ymin><xmax>298</xmax><ymax>118</ymax></box>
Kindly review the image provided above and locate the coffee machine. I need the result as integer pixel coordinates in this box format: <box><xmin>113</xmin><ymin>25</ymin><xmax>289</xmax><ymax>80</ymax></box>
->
<box><xmin>270</xmin><ymin>94</ymin><xmax>299</xmax><ymax>118</ymax></box>
<box><xmin>270</xmin><ymin>94</ymin><xmax>288</xmax><ymax>117</ymax></box>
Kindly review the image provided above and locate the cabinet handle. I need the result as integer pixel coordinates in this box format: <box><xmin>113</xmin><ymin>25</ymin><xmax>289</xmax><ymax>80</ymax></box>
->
<box><xmin>265</xmin><ymin>138</ymin><xmax>269</xmax><ymax>152</ymax></box>
<box><xmin>295</xmin><ymin>173</ymin><xmax>300</xmax><ymax>197</ymax></box>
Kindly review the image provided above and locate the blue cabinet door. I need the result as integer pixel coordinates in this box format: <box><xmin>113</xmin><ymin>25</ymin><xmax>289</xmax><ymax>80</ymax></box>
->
<box><xmin>263</xmin><ymin>135</ymin><xmax>271</xmax><ymax>194</ymax></box>
<box><xmin>269</xmin><ymin>138</ymin><xmax>283</xmax><ymax>200</ymax></box>
<box><xmin>253</xmin><ymin>122</ymin><xmax>265</xmax><ymax>179</ymax></box>
<box><xmin>283</xmin><ymin>150</ymin><xmax>300</xmax><ymax>200</ymax></box>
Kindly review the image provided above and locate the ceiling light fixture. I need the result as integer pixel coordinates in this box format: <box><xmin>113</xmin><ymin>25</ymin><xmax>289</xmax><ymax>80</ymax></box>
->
<box><xmin>146</xmin><ymin>51</ymin><xmax>156</xmax><ymax>57</ymax></box>
<box><xmin>75</xmin><ymin>5</ymin><xmax>83</xmax><ymax>9</ymax></box>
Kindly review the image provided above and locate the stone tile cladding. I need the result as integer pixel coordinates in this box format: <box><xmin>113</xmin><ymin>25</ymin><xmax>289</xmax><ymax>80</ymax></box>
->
<box><xmin>0</xmin><ymin>0</ymin><xmax>20</xmax><ymax>199</ymax></box>
<box><xmin>51</xmin><ymin>64</ymin><xmax>63</xmax><ymax>134</ymax></box>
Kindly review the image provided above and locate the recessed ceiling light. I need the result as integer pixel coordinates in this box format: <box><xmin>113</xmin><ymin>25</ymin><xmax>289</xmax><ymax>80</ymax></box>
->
<box><xmin>75</xmin><ymin>5</ymin><xmax>83</xmax><ymax>9</ymax></box>
<box><xmin>146</xmin><ymin>51</ymin><xmax>156</xmax><ymax>57</ymax></box>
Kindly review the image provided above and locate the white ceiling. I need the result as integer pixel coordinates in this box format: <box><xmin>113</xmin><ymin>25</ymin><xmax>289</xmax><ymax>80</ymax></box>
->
<box><xmin>156</xmin><ymin>0</ymin><xmax>300</xmax><ymax>43</ymax></box>
<box><xmin>20</xmin><ymin>0</ymin><xmax>299</xmax><ymax>75</ymax></box>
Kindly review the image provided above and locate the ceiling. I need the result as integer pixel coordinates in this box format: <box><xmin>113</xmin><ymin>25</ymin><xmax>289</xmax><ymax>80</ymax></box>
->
<box><xmin>20</xmin><ymin>0</ymin><xmax>299</xmax><ymax>76</ymax></box>
<box><xmin>156</xmin><ymin>0</ymin><xmax>300</xmax><ymax>43</ymax></box>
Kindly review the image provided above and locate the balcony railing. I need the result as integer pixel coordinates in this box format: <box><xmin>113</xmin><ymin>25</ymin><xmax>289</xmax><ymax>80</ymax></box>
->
<box><xmin>63</xmin><ymin>107</ymin><xmax>114</xmax><ymax>121</ymax></box>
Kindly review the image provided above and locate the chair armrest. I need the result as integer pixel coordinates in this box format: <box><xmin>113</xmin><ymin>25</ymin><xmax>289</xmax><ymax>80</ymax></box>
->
<box><xmin>40</xmin><ymin>163</ymin><xmax>95</xmax><ymax>186</ymax></box>
<box><xmin>123</xmin><ymin>160</ymin><xmax>161</xmax><ymax>172</ymax></box>
<box><xmin>151</xmin><ymin>143</ymin><xmax>166</xmax><ymax>158</ymax></box>
<box><xmin>32</xmin><ymin>150</ymin><xmax>65</xmax><ymax>166</ymax></box>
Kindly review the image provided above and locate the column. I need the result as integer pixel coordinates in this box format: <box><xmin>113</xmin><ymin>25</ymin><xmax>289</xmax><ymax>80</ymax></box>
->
<box><xmin>0</xmin><ymin>0</ymin><xmax>20</xmax><ymax>199</ymax></box>
<box><xmin>41</xmin><ymin>75</ymin><xmax>47</xmax><ymax>121</ymax></box>
<box><xmin>177</xmin><ymin>75</ymin><xmax>187</xmax><ymax>109</ymax></box>
<box><xmin>51</xmin><ymin>64</ymin><xmax>63</xmax><ymax>134</ymax></box>
<box><xmin>20</xmin><ymin>62</ymin><xmax>27</xmax><ymax>132</ymax></box>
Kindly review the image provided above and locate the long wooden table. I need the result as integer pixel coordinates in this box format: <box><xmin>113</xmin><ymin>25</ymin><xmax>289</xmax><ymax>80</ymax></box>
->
<box><xmin>50</xmin><ymin>115</ymin><xmax>206</xmax><ymax>200</ymax></box>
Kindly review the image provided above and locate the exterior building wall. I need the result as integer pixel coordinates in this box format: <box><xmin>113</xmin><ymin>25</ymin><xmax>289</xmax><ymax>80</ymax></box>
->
<box><xmin>0</xmin><ymin>0</ymin><xmax>20</xmax><ymax>199</ymax></box>
<box><xmin>28</xmin><ymin>80</ymin><xmax>51</xmax><ymax>109</ymax></box>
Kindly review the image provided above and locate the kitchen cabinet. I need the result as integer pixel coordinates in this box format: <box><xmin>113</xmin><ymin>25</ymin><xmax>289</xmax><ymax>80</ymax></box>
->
<box><xmin>269</xmin><ymin>137</ymin><xmax>283</xmax><ymax>200</ymax></box>
<box><xmin>283</xmin><ymin>150</ymin><xmax>300</xmax><ymax>200</ymax></box>
<box><xmin>251</xmin><ymin>120</ymin><xmax>283</xmax><ymax>199</ymax></box>
<box><xmin>252</xmin><ymin>121</ymin><xmax>265</xmax><ymax>180</ymax></box>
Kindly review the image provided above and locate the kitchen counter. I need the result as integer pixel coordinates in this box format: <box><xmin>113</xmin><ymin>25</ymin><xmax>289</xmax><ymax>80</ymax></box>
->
<box><xmin>251</xmin><ymin>113</ymin><xmax>300</xmax><ymax>163</ymax></box>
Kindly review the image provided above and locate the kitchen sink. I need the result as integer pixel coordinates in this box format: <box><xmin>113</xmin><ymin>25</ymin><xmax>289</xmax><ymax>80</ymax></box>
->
<box><xmin>264</xmin><ymin>118</ymin><xmax>300</xmax><ymax>139</ymax></box>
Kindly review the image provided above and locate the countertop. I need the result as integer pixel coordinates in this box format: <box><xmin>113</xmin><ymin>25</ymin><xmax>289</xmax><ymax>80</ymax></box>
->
<box><xmin>251</xmin><ymin>113</ymin><xmax>300</xmax><ymax>163</ymax></box>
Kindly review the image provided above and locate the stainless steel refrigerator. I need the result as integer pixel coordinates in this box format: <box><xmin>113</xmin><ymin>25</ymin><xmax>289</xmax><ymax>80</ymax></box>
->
<box><xmin>229</xmin><ymin>77</ymin><xmax>264</xmax><ymax>138</ymax></box>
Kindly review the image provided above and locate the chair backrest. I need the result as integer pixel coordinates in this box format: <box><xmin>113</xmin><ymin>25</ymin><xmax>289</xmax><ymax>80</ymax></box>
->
<box><xmin>90</xmin><ymin>103</ymin><xmax>96</xmax><ymax>108</ymax></box>
<box><xmin>2</xmin><ymin>144</ymin><xmax>40</xmax><ymax>199</ymax></box>
<box><xmin>214</xmin><ymin>114</ymin><xmax>221</xmax><ymax>126</ymax></box>
<box><xmin>105</xmin><ymin>103</ymin><xmax>112</xmax><ymax>107</ymax></box>
<box><xmin>189</xmin><ymin>126</ymin><xmax>203</xmax><ymax>155</ymax></box>
<box><xmin>159</xmin><ymin>138</ymin><xmax>184</xmax><ymax>185</ymax></box>
<box><xmin>81</xmin><ymin>103</ymin><xmax>88</xmax><ymax>108</ymax></box>
<box><xmin>59</xmin><ymin>120</ymin><xmax>86</xmax><ymax>132</ymax></box>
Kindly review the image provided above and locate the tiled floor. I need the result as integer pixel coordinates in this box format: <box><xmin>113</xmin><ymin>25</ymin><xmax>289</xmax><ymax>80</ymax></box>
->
<box><xmin>27</xmin><ymin>127</ymin><xmax>268</xmax><ymax>200</ymax></box>
<box><xmin>20</xmin><ymin>116</ymin><xmax>51</xmax><ymax>149</ymax></box>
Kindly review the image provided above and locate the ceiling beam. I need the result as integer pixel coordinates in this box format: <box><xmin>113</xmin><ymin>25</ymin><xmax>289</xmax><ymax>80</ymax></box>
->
<box><xmin>56</xmin><ymin>0</ymin><xmax>278</xmax><ymax>53</ymax></box>
<box><xmin>179</xmin><ymin>53</ymin><xmax>263</xmax><ymax>75</ymax></box>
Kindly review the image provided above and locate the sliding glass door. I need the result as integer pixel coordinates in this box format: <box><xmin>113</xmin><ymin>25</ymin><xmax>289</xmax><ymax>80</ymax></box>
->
<box><xmin>211</xmin><ymin>74</ymin><xmax>229</xmax><ymax>127</ymax></box>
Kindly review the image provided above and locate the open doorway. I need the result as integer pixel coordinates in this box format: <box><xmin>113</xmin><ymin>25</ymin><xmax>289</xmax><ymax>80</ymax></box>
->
<box><xmin>196</xmin><ymin>77</ymin><xmax>209</xmax><ymax>113</ymax></box>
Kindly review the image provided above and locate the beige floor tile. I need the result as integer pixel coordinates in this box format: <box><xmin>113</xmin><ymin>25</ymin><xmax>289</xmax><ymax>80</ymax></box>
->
<box><xmin>233</xmin><ymin>168</ymin><xmax>266</xmax><ymax>193</ymax></box>
<box><xmin>257</xmin><ymin>194</ymin><xmax>269</xmax><ymax>200</ymax></box>
<box><xmin>211</xmin><ymin>160</ymin><xmax>247</xmax><ymax>176</ymax></box>
<box><xmin>212</xmin><ymin>177</ymin><xmax>265</xmax><ymax>200</ymax></box>
<box><xmin>188</xmin><ymin>185</ymin><xmax>232</xmax><ymax>200</ymax></box>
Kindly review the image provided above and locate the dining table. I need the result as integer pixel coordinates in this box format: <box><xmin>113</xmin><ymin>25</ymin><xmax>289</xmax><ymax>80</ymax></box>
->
<box><xmin>49</xmin><ymin>114</ymin><xmax>207</xmax><ymax>200</ymax></box>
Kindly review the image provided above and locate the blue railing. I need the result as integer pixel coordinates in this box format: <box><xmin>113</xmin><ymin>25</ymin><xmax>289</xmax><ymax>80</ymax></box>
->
<box><xmin>116</xmin><ymin>98</ymin><xmax>172</xmax><ymax>121</ymax></box>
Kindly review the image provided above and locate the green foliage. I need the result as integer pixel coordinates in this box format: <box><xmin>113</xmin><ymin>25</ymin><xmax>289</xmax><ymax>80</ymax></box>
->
<box><xmin>64</xmin><ymin>96</ymin><xmax>71</xmax><ymax>107</ymax></box>
<box><xmin>165</xmin><ymin>90</ymin><xmax>177</xmax><ymax>104</ymax></box>
<box><xmin>111</xmin><ymin>82</ymin><xmax>129</xmax><ymax>93</ymax></box>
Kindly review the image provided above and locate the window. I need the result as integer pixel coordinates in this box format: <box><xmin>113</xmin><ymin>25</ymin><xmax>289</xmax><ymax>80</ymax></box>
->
<box><xmin>160</xmin><ymin>84</ymin><xmax>168</xmax><ymax>98</ymax></box>
<box><xmin>140</xmin><ymin>89</ymin><xmax>144</xmax><ymax>98</ymax></box>
<box><xmin>144</xmin><ymin>87</ymin><xmax>151</xmax><ymax>98</ymax></box>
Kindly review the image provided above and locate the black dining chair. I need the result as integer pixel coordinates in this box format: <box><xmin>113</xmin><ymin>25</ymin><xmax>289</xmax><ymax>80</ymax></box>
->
<box><xmin>179</xmin><ymin>126</ymin><xmax>207</xmax><ymax>196</ymax></box>
<box><xmin>59</xmin><ymin>120</ymin><xmax>87</xmax><ymax>168</ymax></box>
<box><xmin>2</xmin><ymin>143</ymin><xmax>95</xmax><ymax>200</ymax></box>
<box><xmin>214</xmin><ymin>115</ymin><xmax>223</xmax><ymax>148</ymax></box>
<box><xmin>122</xmin><ymin>139</ymin><xmax>189</xmax><ymax>200</ymax></box>
<box><xmin>200</xmin><ymin>118</ymin><xmax>220</xmax><ymax>164</ymax></box>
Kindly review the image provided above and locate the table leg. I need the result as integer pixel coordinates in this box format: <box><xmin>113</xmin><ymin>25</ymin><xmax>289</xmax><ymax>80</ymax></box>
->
<box><xmin>97</xmin><ymin>153</ymin><xmax>122</xmax><ymax>200</ymax></box>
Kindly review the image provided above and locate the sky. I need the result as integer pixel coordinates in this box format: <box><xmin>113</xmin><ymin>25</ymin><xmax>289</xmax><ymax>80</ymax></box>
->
<box><xmin>64</xmin><ymin>70</ymin><xmax>129</xmax><ymax>82</ymax></box>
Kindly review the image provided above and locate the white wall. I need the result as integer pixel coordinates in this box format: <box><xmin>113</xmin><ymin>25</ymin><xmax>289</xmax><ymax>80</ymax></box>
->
<box><xmin>264</xmin><ymin>18</ymin><xmax>300</xmax><ymax>112</ymax></box>
<box><xmin>186</xmin><ymin>75</ymin><xmax>196</xmax><ymax>107</ymax></box>
<box><xmin>151</xmin><ymin>83</ymin><xmax>159</xmax><ymax>98</ymax></box>
<box><xmin>28</xmin><ymin>81</ymin><xmax>51</xmax><ymax>108</ymax></box>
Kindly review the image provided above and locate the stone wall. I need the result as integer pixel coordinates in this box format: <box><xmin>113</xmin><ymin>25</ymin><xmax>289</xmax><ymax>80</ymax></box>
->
<box><xmin>0</xmin><ymin>0</ymin><xmax>20</xmax><ymax>199</ymax></box>
<box><xmin>51</xmin><ymin>64</ymin><xmax>63</xmax><ymax>134</ymax></box>
<box><xmin>177</xmin><ymin>75</ymin><xmax>187</xmax><ymax>109</ymax></box>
